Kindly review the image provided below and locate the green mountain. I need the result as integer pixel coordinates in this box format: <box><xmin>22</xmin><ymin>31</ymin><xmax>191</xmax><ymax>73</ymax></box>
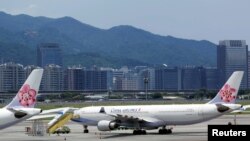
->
<box><xmin>0</xmin><ymin>11</ymin><xmax>216</xmax><ymax>67</ymax></box>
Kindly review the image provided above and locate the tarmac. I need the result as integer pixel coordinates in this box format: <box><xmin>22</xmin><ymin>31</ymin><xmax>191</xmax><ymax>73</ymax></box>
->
<box><xmin>0</xmin><ymin>114</ymin><xmax>249</xmax><ymax>141</ymax></box>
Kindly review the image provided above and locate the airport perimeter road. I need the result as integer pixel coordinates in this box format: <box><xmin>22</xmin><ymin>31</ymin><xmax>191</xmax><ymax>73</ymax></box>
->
<box><xmin>0</xmin><ymin>115</ymin><xmax>249</xmax><ymax>141</ymax></box>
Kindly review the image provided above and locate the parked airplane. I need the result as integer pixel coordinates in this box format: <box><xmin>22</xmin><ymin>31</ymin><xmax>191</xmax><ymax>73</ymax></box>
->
<box><xmin>70</xmin><ymin>71</ymin><xmax>246</xmax><ymax>134</ymax></box>
<box><xmin>0</xmin><ymin>69</ymin><xmax>43</xmax><ymax>130</ymax></box>
<box><xmin>31</xmin><ymin>71</ymin><xmax>249</xmax><ymax>135</ymax></box>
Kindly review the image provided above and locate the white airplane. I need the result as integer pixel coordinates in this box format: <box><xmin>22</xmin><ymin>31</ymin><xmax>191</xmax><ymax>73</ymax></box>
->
<box><xmin>0</xmin><ymin>69</ymin><xmax>43</xmax><ymax>130</ymax></box>
<box><xmin>31</xmin><ymin>71</ymin><xmax>248</xmax><ymax>135</ymax></box>
<box><xmin>69</xmin><ymin>71</ymin><xmax>247</xmax><ymax>135</ymax></box>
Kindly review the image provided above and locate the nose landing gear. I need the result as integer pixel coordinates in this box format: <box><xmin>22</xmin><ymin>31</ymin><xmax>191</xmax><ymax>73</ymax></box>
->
<box><xmin>83</xmin><ymin>125</ymin><xmax>89</xmax><ymax>133</ymax></box>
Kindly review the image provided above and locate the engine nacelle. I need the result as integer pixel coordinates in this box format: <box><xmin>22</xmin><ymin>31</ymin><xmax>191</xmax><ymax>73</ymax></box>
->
<box><xmin>97</xmin><ymin>120</ymin><xmax>119</xmax><ymax>131</ymax></box>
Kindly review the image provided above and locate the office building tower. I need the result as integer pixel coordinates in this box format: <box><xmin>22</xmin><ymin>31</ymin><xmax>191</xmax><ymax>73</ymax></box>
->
<box><xmin>64</xmin><ymin>67</ymin><xmax>85</xmax><ymax>91</ymax></box>
<box><xmin>0</xmin><ymin>62</ymin><xmax>25</xmax><ymax>91</ymax></box>
<box><xmin>182</xmin><ymin>66</ymin><xmax>206</xmax><ymax>90</ymax></box>
<box><xmin>121</xmin><ymin>72</ymin><xmax>139</xmax><ymax>90</ymax></box>
<box><xmin>113</xmin><ymin>70</ymin><xmax>124</xmax><ymax>90</ymax></box>
<box><xmin>37</xmin><ymin>43</ymin><xmax>63</xmax><ymax>67</ymax></box>
<box><xmin>217</xmin><ymin>40</ymin><xmax>248</xmax><ymax>89</ymax></box>
<box><xmin>155</xmin><ymin>67</ymin><xmax>182</xmax><ymax>90</ymax></box>
<box><xmin>41</xmin><ymin>64</ymin><xmax>64</xmax><ymax>91</ymax></box>
<box><xmin>205</xmin><ymin>68</ymin><xmax>220</xmax><ymax>90</ymax></box>
<box><xmin>24</xmin><ymin>65</ymin><xmax>41</xmax><ymax>78</ymax></box>
<box><xmin>83</xmin><ymin>70</ymin><xmax>113</xmax><ymax>90</ymax></box>
<box><xmin>138</xmin><ymin>68</ymin><xmax>155</xmax><ymax>90</ymax></box>
<box><xmin>248</xmin><ymin>51</ymin><xmax>250</xmax><ymax>88</ymax></box>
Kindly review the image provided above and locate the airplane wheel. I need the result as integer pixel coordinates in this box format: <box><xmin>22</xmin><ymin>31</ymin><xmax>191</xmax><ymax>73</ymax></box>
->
<box><xmin>167</xmin><ymin>129</ymin><xmax>172</xmax><ymax>134</ymax></box>
<box><xmin>84</xmin><ymin>129</ymin><xmax>89</xmax><ymax>133</ymax></box>
<box><xmin>159</xmin><ymin>129</ymin><xmax>166</xmax><ymax>134</ymax></box>
<box><xmin>159</xmin><ymin>129</ymin><xmax>172</xmax><ymax>134</ymax></box>
<box><xmin>133</xmin><ymin>130</ymin><xmax>146</xmax><ymax>135</ymax></box>
<box><xmin>133</xmin><ymin>130</ymin><xmax>138</xmax><ymax>135</ymax></box>
<box><xmin>159</xmin><ymin>129</ymin><xmax>163</xmax><ymax>134</ymax></box>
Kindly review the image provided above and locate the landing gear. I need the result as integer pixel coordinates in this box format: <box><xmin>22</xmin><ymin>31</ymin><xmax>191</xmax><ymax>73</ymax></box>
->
<box><xmin>133</xmin><ymin>130</ymin><xmax>147</xmax><ymax>135</ymax></box>
<box><xmin>228</xmin><ymin>114</ymin><xmax>237</xmax><ymax>125</ymax></box>
<box><xmin>159</xmin><ymin>126</ymin><xmax>172</xmax><ymax>134</ymax></box>
<box><xmin>159</xmin><ymin>129</ymin><xmax>172</xmax><ymax>134</ymax></box>
<box><xmin>83</xmin><ymin>125</ymin><xmax>89</xmax><ymax>133</ymax></box>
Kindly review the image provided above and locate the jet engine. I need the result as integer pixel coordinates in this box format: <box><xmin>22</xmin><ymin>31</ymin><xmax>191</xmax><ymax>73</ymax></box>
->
<box><xmin>97</xmin><ymin>120</ymin><xmax>119</xmax><ymax>131</ymax></box>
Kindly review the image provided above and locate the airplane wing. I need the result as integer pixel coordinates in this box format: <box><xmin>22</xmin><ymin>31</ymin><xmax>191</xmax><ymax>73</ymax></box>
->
<box><xmin>28</xmin><ymin>114</ymin><xmax>59</xmax><ymax>120</ymax></box>
<box><xmin>28</xmin><ymin>107</ymin><xmax>78</xmax><ymax>121</ymax></box>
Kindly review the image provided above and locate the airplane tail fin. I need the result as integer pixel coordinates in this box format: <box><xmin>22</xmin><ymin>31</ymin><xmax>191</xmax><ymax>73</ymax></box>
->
<box><xmin>5</xmin><ymin>69</ymin><xmax>44</xmax><ymax>108</ymax></box>
<box><xmin>207</xmin><ymin>71</ymin><xmax>244</xmax><ymax>104</ymax></box>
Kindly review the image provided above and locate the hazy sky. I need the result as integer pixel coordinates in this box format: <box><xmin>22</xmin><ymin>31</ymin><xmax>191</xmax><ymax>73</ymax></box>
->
<box><xmin>1</xmin><ymin>0</ymin><xmax>249</xmax><ymax>44</ymax></box>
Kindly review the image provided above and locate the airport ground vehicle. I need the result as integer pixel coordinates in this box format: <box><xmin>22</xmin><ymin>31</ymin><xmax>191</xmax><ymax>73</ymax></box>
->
<box><xmin>53</xmin><ymin>126</ymin><xmax>70</xmax><ymax>134</ymax></box>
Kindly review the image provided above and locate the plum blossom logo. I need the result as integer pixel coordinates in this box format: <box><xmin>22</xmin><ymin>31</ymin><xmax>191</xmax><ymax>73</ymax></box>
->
<box><xmin>18</xmin><ymin>84</ymin><xmax>37</xmax><ymax>107</ymax></box>
<box><xmin>219</xmin><ymin>84</ymin><xmax>236</xmax><ymax>103</ymax></box>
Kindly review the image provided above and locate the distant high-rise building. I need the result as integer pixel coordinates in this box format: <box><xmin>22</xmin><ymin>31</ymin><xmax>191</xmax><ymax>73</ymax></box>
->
<box><xmin>64</xmin><ymin>68</ymin><xmax>113</xmax><ymax>91</ymax></box>
<box><xmin>155</xmin><ymin>67</ymin><xmax>182</xmax><ymax>90</ymax></box>
<box><xmin>64</xmin><ymin>67</ymin><xmax>85</xmax><ymax>91</ymax></box>
<box><xmin>217</xmin><ymin>40</ymin><xmax>248</xmax><ymax>89</ymax></box>
<box><xmin>24</xmin><ymin>65</ymin><xmax>41</xmax><ymax>78</ymax></box>
<box><xmin>113</xmin><ymin>70</ymin><xmax>124</xmax><ymax>90</ymax></box>
<box><xmin>37</xmin><ymin>43</ymin><xmax>62</xmax><ymax>67</ymax></box>
<box><xmin>121</xmin><ymin>72</ymin><xmax>139</xmax><ymax>90</ymax></box>
<box><xmin>0</xmin><ymin>62</ymin><xmax>25</xmax><ymax>91</ymax></box>
<box><xmin>205</xmin><ymin>68</ymin><xmax>220</xmax><ymax>90</ymax></box>
<box><xmin>248</xmin><ymin>51</ymin><xmax>250</xmax><ymax>88</ymax></box>
<box><xmin>138</xmin><ymin>68</ymin><xmax>155</xmax><ymax>90</ymax></box>
<box><xmin>41</xmin><ymin>64</ymin><xmax>64</xmax><ymax>91</ymax></box>
<box><xmin>83</xmin><ymin>70</ymin><xmax>113</xmax><ymax>90</ymax></box>
<box><xmin>181</xmin><ymin>67</ymin><xmax>206</xmax><ymax>90</ymax></box>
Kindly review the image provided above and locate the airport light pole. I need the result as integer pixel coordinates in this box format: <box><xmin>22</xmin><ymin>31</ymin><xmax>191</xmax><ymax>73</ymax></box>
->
<box><xmin>108</xmin><ymin>87</ymin><xmax>112</xmax><ymax>100</ymax></box>
<box><xmin>144</xmin><ymin>77</ymin><xmax>149</xmax><ymax>101</ymax></box>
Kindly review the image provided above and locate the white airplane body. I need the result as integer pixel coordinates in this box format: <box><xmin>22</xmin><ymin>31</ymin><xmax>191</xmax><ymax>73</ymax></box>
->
<box><xmin>73</xmin><ymin>104</ymin><xmax>240</xmax><ymax>127</ymax></box>
<box><xmin>0</xmin><ymin>69</ymin><xmax>43</xmax><ymax>130</ymax></box>
<box><xmin>69</xmin><ymin>71</ymin><xmax>245</xmax><ymax>134</ymax></box>
<box><xmin>31</xmin><ymin>71</ymin><xmax>246</xmax><ymax>134</ymax></box>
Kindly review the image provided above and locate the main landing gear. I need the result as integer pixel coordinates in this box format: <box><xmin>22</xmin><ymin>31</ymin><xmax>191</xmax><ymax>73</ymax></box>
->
<box><xmin>159</xmin><ymin>126</ymin><xmax>172</xmax><ymax>134</ymax></box>
<box><xmin>83</xmin><ymin>125</ymin><xmax>89</xmax><ymax>133</ymax></box>
<box><xmin>133</xmin><ymin>129</ymin><xmax>147</xmax><ymax>135</ymax></box>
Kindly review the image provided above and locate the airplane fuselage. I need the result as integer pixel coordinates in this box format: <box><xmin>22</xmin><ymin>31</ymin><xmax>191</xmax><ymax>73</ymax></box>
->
<box><xmin>0</xmin><ymin>108</ymin><xmax>41</xmax><ymax>130</ymax></box>
<box><xmin>72</xmin><ymin>104</ymin><xmax>241</xmax><ymax>129</ymax></box>
<box><xmin>0</xmin><ymin>108</ymin><xmax>22</xmax><ymax>130</ymax></box>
